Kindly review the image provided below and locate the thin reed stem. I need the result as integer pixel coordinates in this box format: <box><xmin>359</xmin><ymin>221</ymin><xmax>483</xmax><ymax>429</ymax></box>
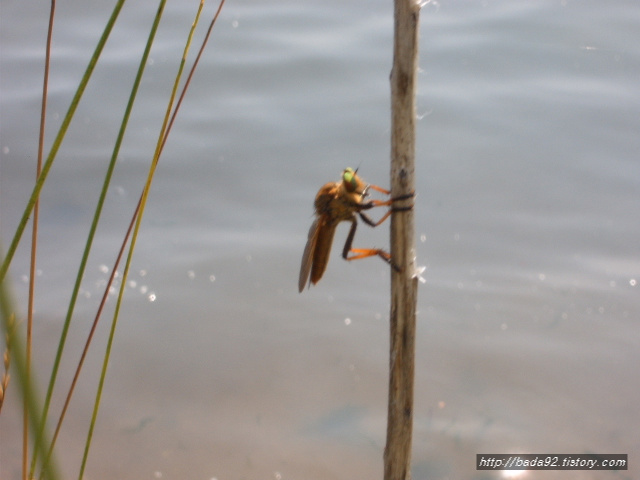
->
<box><xmin>27</xmin><ymin>2</ymin><xmax>128</xmax><ymax>477</ymax></box>
<box><xmin>161</xmin><ymin>0</ymin><xmax>227</xmax><ymax>154</ymax></box>
<box><xmin>27</xmin><ymin>2</ymin><xmax>56</xmax><ymax>479</ymax></box>
<box><xmin>43</xmin><ymin>1</ymin><xmax>167</xmax><ymax>470</ymax></box>
<box><xmin>0</xmin><ymin>2</ymin><xmax>125</xmax><ymax>284</ymax></box>
<box><xmin>2</xmin><ymin>1</ymin><xmax>226</xmax><ymax>478</ymax></box>
<box><xmin>78</xmin><ymin>1</ymin><xmax>225</xmax><ymax>476</ymax></box>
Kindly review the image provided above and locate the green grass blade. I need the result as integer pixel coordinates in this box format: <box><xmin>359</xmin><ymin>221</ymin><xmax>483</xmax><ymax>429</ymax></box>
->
<box><xmin>0</xmin><ymin>275</ymin><xmax>61</xmax><ymax>480</ymax></box>
<box><xmin>42</xmin><ymin>0</ymin><xmax>169</xmax><ymax>468</ymax></box>
<box><xmin>0</xmin><ymin>0</ymin><xmax>127</xmax><ymax>284</ymax></box>
<box><xmin>23</xmin><ymin>1</ymin><xmax>129</xmax><ymax>477</ymax></box>
<box><xmin>78</xmin><ymin>2</ymin><xmax>206</xmax><ymax>478</ymax></box>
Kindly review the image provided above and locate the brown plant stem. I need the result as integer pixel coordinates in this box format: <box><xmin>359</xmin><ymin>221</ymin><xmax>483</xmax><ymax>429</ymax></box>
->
<box><xmin>385</xmin><ymin>1</ymin><xmax>420</xmax><ymax>479</ymax></box>
<box><xmin>26</xmin><ymin>2</ymin><xmax>56</xmax><ymax>479</ymax></box>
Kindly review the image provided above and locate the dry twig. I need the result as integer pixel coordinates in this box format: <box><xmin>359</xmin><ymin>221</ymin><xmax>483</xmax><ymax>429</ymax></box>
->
<box><xmin>385</xmin><ymin>1</ymin><xmax>420</xmax><ymax>479</ymax></box>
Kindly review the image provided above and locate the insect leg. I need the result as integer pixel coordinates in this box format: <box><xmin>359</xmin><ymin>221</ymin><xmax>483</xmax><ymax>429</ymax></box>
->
<box><xmin>359</xmin><ymin>210</ymin><xmax>391</xmax><ymax>227</ymax></box>
<box><xmin>359</xmin><ymin>192</ymin><xmax>414</xmax><ymax>227</ymax></box>
<box><xmin>358</xmin><ymin>191</ymin><xmax>415</xmax><ymax>211</ymax></box>
<box><xmin>342</xmin><ymin>218</ymin><xmax>358</xmax><ymax>259</ymax></box>
<box><xmin>364</xmin><ymin>184</ymin><xmax>415</xmax><ymax>203</ymax></box>
<box><xmin>342</xmin><ymin>217</ymin><xmax>401</xmax><ymax>272</ymax></box>
<box><xmin>347</xmin><ymin>248</ymin><xmax>402</xmax><ymax>272</ymax></box>
<box><xmin>366</xmin><ymin>184</ymin><xmax>390</xmax><ymax>195</ymax></box>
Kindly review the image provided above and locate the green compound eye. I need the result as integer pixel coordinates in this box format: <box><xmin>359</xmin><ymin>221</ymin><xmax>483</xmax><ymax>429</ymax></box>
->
<box><xmin>343</xmin><ymin>167</ymin><xmax>357</xmax><ymax>191</ymax></box>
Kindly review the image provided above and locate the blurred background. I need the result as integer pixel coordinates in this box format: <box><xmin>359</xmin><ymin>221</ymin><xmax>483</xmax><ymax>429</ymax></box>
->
<box><xmin>1</xmin><ymin>0</ymin><xmax>638</xmax><ymax>479</ymax></box>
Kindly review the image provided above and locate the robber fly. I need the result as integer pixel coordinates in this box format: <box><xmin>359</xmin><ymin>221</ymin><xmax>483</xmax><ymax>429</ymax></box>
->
<box><xmin>298</xmin><ymin>167</ymin><xmax>413</xmax><ymax>292</ymax></box>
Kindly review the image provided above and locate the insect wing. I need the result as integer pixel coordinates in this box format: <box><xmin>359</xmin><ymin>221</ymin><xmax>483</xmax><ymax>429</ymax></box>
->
<box><xmin>298</xmin><ymin>217</ymin><xmax>321</xmax><ymax>292</ymax></box>
<box><xmin>310</xmin><ymin>221</ymin><xmax>337</xmax><ymax>286</ymax></box>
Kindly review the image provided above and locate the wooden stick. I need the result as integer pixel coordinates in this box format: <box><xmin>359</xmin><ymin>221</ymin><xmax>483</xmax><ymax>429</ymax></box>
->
<box><xmin>385</xmin><ymin>1</ymin><xmax>420</xmax><ymax>479</ymax></box>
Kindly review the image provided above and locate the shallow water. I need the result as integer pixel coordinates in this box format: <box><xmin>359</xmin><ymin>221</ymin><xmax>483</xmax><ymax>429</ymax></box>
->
<box><xmin>1</xmin><ymin>1</ymin><xmax>639</xmax><ymax>479</ymax></box>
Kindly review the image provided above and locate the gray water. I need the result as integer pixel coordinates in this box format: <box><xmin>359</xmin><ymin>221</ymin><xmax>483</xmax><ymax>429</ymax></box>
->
<box><xmin>1</xmin><ymin>1</ymin><xmax>638</xmax><ymax>479</ymax></box>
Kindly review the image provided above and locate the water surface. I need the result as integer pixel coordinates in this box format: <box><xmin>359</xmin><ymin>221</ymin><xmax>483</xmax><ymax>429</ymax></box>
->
<box><xmin>1</xmin><ymin>1</ymin><xmax>638</xmax><ymax>479</ymax></box>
